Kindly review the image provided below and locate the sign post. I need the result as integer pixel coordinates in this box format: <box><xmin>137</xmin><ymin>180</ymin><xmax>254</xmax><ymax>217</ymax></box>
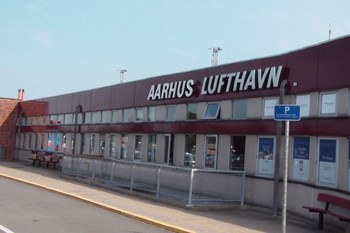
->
<box><xmin>274</xmin><ymin>105</ymin><xmax>301</xmax><ymax>233</ymax></box>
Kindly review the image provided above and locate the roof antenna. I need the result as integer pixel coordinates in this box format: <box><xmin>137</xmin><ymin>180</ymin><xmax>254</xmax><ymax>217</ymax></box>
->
<box><xmin>209</xmin><ymin>47</ymin><xmax>222</xmax><ymax>66</ymax></box>
<box><xmin>328</xmin><ymin>23</ymin><xmax>332</xmax><ymax>40</ymax></box>
<box><xmin>117</xmin><ymin>69</ymin><xmax>127</xmax><ymax>83</ymax></box>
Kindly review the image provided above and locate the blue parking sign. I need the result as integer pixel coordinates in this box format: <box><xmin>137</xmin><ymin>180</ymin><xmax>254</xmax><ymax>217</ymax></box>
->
<box><xmin>274</xmin><ymin>105</ymin><xmax>301</xmax><ymax>121</ymax></box>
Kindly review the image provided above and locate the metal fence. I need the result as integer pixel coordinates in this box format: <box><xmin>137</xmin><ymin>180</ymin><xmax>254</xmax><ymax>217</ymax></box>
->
<box><xmin>61</xmin><ymin>155</ymin><xmax>245</xmax><ymax>207</ymax></box>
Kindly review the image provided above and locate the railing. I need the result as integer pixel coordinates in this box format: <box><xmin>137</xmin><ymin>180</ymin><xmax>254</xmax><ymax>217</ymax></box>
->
<box><xmin>61</xmin><ymin>155</ymin><xmax>245</xmax><ymax>207</ymax></box>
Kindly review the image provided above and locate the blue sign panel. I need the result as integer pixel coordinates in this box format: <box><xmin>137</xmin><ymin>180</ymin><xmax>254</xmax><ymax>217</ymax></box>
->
<box><xmin>293</xmin><ymin>137</ymin><xmax>310</xmax><ymax>160</ymax></box>
<box><xmin>274</xmin><ymin>105</ymin><xmax>301</xmax><ymax>121</ymax></box>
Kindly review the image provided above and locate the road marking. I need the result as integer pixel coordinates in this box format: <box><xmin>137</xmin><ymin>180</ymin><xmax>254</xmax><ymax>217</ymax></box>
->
<box><xmin>0</xmin><ymin>225</ymin><xmax>14</xmax><ymax>233</ymax></box>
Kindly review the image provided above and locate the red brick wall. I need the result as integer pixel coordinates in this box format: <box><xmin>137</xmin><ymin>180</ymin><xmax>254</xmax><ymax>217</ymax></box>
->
<box><xmin>0</xmin><ymin>98</ymin><xmax>19</xmax><ymax>160</ymax></box>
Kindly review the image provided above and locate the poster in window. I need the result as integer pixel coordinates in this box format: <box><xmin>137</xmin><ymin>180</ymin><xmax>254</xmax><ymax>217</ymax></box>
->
<box><xmin>257</xmin><ymin>137</ymin><xmax>274</xmax><ymax>176</ymax></box>
<box><xmin>318</xmin><ymin>139</ymin><xmax>337</xmax><ymax>185</ymax></box>
<box><xmin>292</xmin><ymin>137</ymin><xmax>310</xmax><ymax>181</ymax></box>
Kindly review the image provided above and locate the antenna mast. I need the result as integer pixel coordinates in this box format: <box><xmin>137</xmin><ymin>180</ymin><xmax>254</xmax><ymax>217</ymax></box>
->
<box><xmin>117</xmin><ymin>69</ymin><xmax>127</xmax><ymax>83</ymax></box>
<box><xmin>209</xmin><ymin>47</ymin><xmax>222</xmax><ymax>66</ymax></box>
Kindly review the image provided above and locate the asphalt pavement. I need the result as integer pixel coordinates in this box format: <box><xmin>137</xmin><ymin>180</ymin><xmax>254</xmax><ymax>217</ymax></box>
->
<box><xmin>0</xmin><ymin>161</ymin><xmax>344</xmax><ymax>233</ymax></box>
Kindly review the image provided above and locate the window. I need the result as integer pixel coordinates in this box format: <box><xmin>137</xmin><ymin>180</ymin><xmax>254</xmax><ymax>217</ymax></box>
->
<box><xmin>33</xmin><ymin>133</ymin><xmax>38</xmax><ymax>150</ymax></box>
<box><xmin>49</xmin><ymin>115</ymin><xmax>57</xmax><ymax>124</ymax></box>
<box><xmin>109</xmin><ymin>135</ymin><xmax>117</xmax><ymax>157</ymax></box>
<box><xmin>203</xmin><ymin>103</ymin><xmax>220</xmax><ymax>119</ymax></box>
<box><xmin>70</xmin><ymin>133</ymin><xmax>75</xmax><ymax>154</ymax></box>
<box><xmin>320</xmin><ymin>93</ymin><xmax>337</xmax><ymax>115</ymax></box>
<box><xmin>148</xmin><ymin>107</ymin><xmax>156</xmax><ymax>121</ymax></box>
<box><xmin>123</xmin><ymin>109</ymin><xmax>130</xmax><ymax>123</ymax></box>
<box><xmin>134</xmin><ymin>135</ymin><xmax>142</xmax><ymax>160</ymax></box>
<box><xmin>232</xmin><ymin>99</ymin><xmax>247</xmax><ymax>119</ymax></box>
<box><xmin>317</xmin><ymin>138</ymin><xmax>337</xmax><ymax>187</ymax></box>
<box><xmin>205</xmin><ymin>135</ymin><xmax>217</xmax><ymax>169</ymax></box>
<box><xmin>21</xmin><ymin>133</ymin><xmax>25</xmax><ymax>148</ymax></box>
<box><xmin>28</xmin><ymin>134</ymin><xmax>32</xmax><ymax>149</ymax></box>
<box><xmin>230</xmin><ymin>136</ymin><xmax>246</xmax><ymax>170</ymax></box>
<box><xmin>40</xmin><ymin>133</ymin><xmax>44</xmax><ymax>150</ymax></box>
<box><xmin>55</xmin><ymin>133</ymin><xmax>61</xmax><ymax>151</ymax></box>
<box><xmin>57</xmin><ymin>114</ymin><xmax>64</xmax><ymax>124</ymax></box>
<box><xmin>292</xmin><ymin>137</ymin><xmax>310</xmax><ymax>181</ymax></box>
<box><xmin>85</xmin><ymin>112</ymin><xmax>91</xmax><ymax>124</ymax></box>
<box><xmin>91</xmin><ymin>112</ymin><xmax>98</xmax><ymax>123</ymax></box>
<box><xmin>120</xmin><ymin>134</ymin><xmax>128</xmax><ymax>159</ymax></box>
<box><xmin>184</xmin><ymin>135</ymin><xmax>196</xmax><ymax>167</ymax></box>
<box><xmin>21</xmin><ymin>117</ymin><xmax>27</xmax><ymax>126</ymax></box>
<box><xmin>47</xmin><ymin>133</ymin><xmax>53</xmax><ymax>151</ymax></box>
<box><xmin>147</xmin><ymin>135</ymin><xmax>156</xmax><ymax>162</ymax></box>
<box><xmin>62</xmin><ymin>133</ymin><xmax>67</xmax><ymax>152</ymax></box>
<box><xmin>80</xmin><ymin>133</ymin><xmax>85</xmax><ymax>154</ymax></box>
<box><xmin>166</xmin><ymin>105</ymin><xmax>176</xmax><ymax>121</ymax></box>
<box><xmin>102</xmin><ymin>111</ymin><xmax>111</xmax><ymax>123</ymax></box>
<box><xmin>263</xmin><ymin>98</ymin><xmax>278</xmax><ymax>118</ymax></box>
<box><xmin>77</xmin><ymin>113</ymin><xmax>84</xmax><ymax>124</ymax></box>
<box><xmin>64</xmin><ymin>114</ymin><xmax>73</xmax><ymax>124</ymax></box>
<box><xmin>42</xmin><ymin>116</ymin><xmax>48</xmax><ymax>125</ymax></box>
<box><xmin>296</xmin><ymin>95</ymin><xmax>310</xmax><ymax>117</ymax></box>
<box><xmin>99</xmin><ymin>134</ymin><xmax>105</xmax><ymax>155</ymax></box>
<box><xmin>111</xmin><ymin>111</ymin><xmax>118</xmax><ymax>123</ymax></box>
<box><xmin>135</xmin><ymin>109</ymin><xmax>143</xmax><ymax>122</ymax></box>
<box><xmin>164</xmin><ymin>134</ymin><xmax>174</xmax><ymax>165</ymax></box>
<box><xmin>89</xmin><ymin>134</ymin><xmax>95</xmax><ymax>154</ymax></box>
<box><xmin>187</xmin><ymin>103</ymin><xmax>197</xmax><ymax>120</ymax></box>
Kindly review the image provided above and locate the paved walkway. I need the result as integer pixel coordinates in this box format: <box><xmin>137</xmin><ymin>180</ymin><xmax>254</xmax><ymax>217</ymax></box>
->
<box><xmin>0</xmin><ymin>161</ymin><xmax>343</xmax><ymax>233</ymax></box>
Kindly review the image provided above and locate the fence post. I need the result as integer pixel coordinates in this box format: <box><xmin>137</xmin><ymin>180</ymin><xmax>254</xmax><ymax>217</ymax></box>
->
<box><xmin>156</xmin><ymin>166</ymin><xmax>161</xmax><ymax>198</ymax></box>
<box><xmin>240</xmin><ymin>171</ymin><xmax>246</xmax><ymax>206</ymax></box>
<box><xmin>130</xmin><ymin>164</ymin><xmax>135</xmax><ymax>191</ymax></box>
<box><xmin>110</xmin><ymin>162</ymin><xmax>115</xmax><ymax>183</ymax></box>
<box><xmin>77</xmin><ymin>157</ymin><xmax>81</xmax><ymax>177</ymax></box>
<box><xmin>187</xmin><ymin>169</ymin><xmax>195</xmax><ymax>207</ymax></box>
<box><xmin>92</xmin><ymin>159</ymin><xmax>96</xmax><ymax>180</ymax></box>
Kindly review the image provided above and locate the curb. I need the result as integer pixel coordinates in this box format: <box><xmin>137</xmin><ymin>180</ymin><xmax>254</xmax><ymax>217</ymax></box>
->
<box><xmin>0</xmin><ymin>173</ymin><xmax>195</xmax><ymax>233</ymax></box>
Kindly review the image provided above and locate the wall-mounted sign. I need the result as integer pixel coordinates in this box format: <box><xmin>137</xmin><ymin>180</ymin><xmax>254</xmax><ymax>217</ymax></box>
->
<box><xmin>147</xmin><ymin>66</ymin><xmax>284</xmax><ymax>100</ymax></box>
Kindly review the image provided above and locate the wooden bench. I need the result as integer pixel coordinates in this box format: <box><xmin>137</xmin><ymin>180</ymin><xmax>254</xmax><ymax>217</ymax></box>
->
<box><xmin>28</xmin><ymin>152</ymin><xmax>61</xmax><ymax>169</ymax></box>
<box><xmin>28</xmin><ymin>151</ymin><xmax>46</xmax><ymax>166</ymax></box>
<box><xmin>303</xmin><ymin>193</ymin><xmax>350</xmax><ymax>230</ymax></box>
<box><xmin>45</xmin><ymin>153</ymin><xmax>61</xmax><ymax>169</ymax></box>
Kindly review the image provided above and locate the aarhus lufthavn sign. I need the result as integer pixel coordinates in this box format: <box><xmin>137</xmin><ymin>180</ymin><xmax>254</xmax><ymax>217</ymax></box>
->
<box><xmin>147</xmin><ymin>66</ymin><xmax>283</xmax><ymax>100</ymax></box>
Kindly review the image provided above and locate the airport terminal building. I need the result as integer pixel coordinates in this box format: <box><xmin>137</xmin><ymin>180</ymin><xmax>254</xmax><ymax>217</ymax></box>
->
<box><xmin>4</xmin><ymin>36</ymin><xmax>350</xmax><ymax>228</ymax></box>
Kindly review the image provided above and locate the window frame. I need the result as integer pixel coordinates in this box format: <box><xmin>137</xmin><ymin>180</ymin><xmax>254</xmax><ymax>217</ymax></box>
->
<box><xmin>135</xmin><ymin>108</ymin><xmax>144</xmax><ymax>122</ymax></box>
<box><xmin>187</xmin><ymin>103</ymin><xmax>197</xmax><ymax>120</ymax></box>
<box><xmin>319</xmin><ymin>92</ymin><xmax>337</xmax><ymax>116</ymax></box>
<box><xmin>262</xmin><ymin>98</ymin><xmax>278</xmax><ymax>118</ymax></box>
<box><xmin>165</xmin><ymin>105</ymin><xmax>176</xmax><ymax>121</ymax></box>
<box><xmin>203</xmin><ymin>102</ymin><xmax>221</xmax><ymax>119</ymax></box>
<box><xmin>232</xmin><ymin>99</ymin><xmax>248</xmax><ymax>120</ymax></box>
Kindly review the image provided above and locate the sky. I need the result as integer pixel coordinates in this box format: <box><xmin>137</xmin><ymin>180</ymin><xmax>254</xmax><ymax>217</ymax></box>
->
<box><xmin>1</xmin><ymin>0</ymin><xmax>350</xmax><ymax>100</ymax></box>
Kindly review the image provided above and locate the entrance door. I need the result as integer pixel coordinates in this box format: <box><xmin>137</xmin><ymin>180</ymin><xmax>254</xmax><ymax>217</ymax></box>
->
<box><xmin>164</xmin><ymin>134</ymin><xmax>174</xmax><ymax>165</ymax></box>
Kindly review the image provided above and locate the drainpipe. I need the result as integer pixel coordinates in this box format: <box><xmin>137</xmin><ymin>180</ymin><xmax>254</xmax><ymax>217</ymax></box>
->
<box><xmin>272</xmin><ymin>79</ymin><xmax>288</xmax><ymax>216</ymax></box>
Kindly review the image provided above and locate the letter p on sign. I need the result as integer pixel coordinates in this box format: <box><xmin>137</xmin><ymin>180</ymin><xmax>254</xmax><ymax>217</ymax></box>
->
<box><xmin>284</xmin><ymin>107</ymin><xmax>290</xmax><ymax>113</ymax></box>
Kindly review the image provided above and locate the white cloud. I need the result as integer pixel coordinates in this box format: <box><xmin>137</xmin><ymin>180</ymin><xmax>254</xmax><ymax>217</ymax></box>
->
<box><xmin>34</xmin><ymin>31</ymin><xmax>54</xmax><ymax>47</ymax></box>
